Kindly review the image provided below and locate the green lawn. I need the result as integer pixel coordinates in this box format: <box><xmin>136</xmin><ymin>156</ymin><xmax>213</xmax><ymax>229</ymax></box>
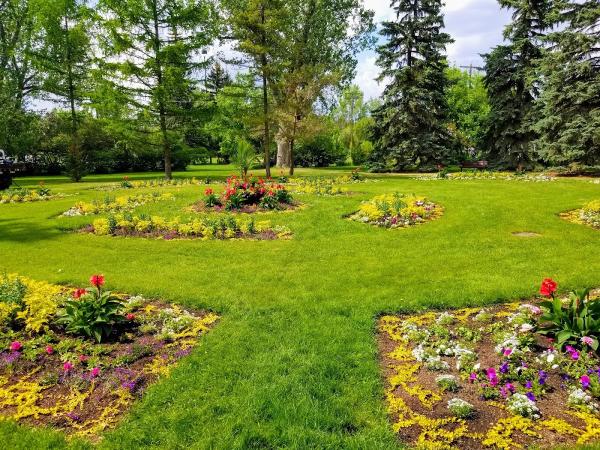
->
<box><xmin>1</xmin><ymin>166</ymin><xmax>599</xmax><ymax>449</ymax></box>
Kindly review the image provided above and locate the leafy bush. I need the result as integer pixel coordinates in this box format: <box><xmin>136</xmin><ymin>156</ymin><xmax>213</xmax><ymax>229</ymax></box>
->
<box><xmin>57</xmin><ymin>276</ymin><xmax>125</xmax><ymax>342</ymax></box>
<box><xmin>537</xmin><ymin>279</ymin><xmax>600</xmax><ymax>350</ymax></box>
<box><xmin>208</xmin><ymin>175</ymin><xmax>293</xmax><ymax>211</ymax></box>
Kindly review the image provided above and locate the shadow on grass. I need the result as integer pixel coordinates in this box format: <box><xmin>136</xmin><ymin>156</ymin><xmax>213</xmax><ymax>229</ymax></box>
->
<box><xmin>0</xmin><ymin>217</ymin><xmax>61</xmax><ymax>243</ymax></box>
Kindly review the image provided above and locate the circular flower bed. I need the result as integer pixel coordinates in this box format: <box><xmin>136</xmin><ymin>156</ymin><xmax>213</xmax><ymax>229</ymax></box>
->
<box><xmin>192</xmin><ymin>175</ymin><xmax>298</xmax><ymax>213</ymax></box>
<box><xmin>561</xmin><ymin>200</ymin><xmax>600</xmax><ymax>229</ymax></box>
<box><xmin>87</xmin><ymin>214</ymin><xmax>291</xmax><ymax>240</ymax></box>
<box><xmin>62</xmin><ymin>192</ymin><xmax>174</xmax><ymax>216</ymax></box>
<box><xmin>348</xmin><ymin>193</ymin><xmax>442</xmax><ymax>228</ymax></box>
<box><xmin>97</xmin><ymin>176</ymin><xmax>206</xmax><ymax>191</ymax></box>
<box><xmin>0</xmin><ymin>273</ymin><xmax>218</xmax><ymax>438</ymax></box>
<box><xmin>379</xmin><ymin>279</ymin><xmax>600</xmax><ymax>450</ymax></box>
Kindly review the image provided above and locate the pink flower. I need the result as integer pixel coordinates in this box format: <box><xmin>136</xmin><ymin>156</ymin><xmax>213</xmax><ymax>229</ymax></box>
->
<box><xmin>63</xmin><ymin>361</ymin><xmax>73</xmax><ymax>372</ymax></box>
<box><xmin>9</xmin><ymin>341</ymin><xmax>22</xmax><ymax>352</ymax></box>
<box><xmin>581</xmin><ymin>336</ymin><xmax>594</xmax><ymax>346</ymax></box>
<box><xmin>503</xmin><ymin>348</ymin><xmax>513</xmax><ymax>357</ymax></box>
<box><xmin>529</xmin><ymin>305</ymin><xmax>542</xmax><ymax>315</ymax></box>
<box><xmin>126</xmin><ymin>313</ymin><xmax>136</xmax><ymax>321</ymax></box>
<box><xmin>581</xmin><ymin>375</ymin><xmax>591</xmax><ymax>389</ymax></box>
<box><xmin>45</xmin><ymin>345</ymin><xmax>54</xmax><ymax>355</ymax></box>
<box><xmin>90</xmin><ymin>367</ymin><xmax>100</xmax><ymax>378</ymax></box>
<box><xmin>79</xmin><ymin>355</ymin><xmax>88</xmax><ymax>362</ymax></box>
<box><xmin>486</xmin><ymin>368</ymin><xmax>498</xmax><ymax>387</ymax></box>
<box><xmin>469</xmin><ymin>373</ymin><xmax>477</xmax><ymax>383</ymax></box>
<box><xmin>571</xmin><ymin>351</ymin><xmax>580</xmax><ymax>360</ymax></box>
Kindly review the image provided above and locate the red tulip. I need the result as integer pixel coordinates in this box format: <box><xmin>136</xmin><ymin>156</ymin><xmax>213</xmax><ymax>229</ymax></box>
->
<box><xmin>72</xmin><ymin>288</ymin><xmax>87</xmax><ymax>299</ymax></box>
<box><xmin>126</xmin><ymin>313</ymin><xmax>136</xmax><ymax>321</ymax></box>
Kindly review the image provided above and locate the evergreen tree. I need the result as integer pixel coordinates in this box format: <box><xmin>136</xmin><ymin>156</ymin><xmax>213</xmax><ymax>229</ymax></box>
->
<box><xmin>205</xmin><ymin>61</ymin><xmax>232</xmax><ymax>97</ymax></box>
<box><xmin>482</xmin><ymin>0</ymin><xmax>552</xmax><ymax>169</ymax></box>
<box><xmin>535</xmin><ymin>0</ymin><xmax>600</xmax><ymax>166</ymax></box>
<box><xmin>371</xmin><ymin>0</ymin><xmax>454</xmax><ymax>171</ymax></box>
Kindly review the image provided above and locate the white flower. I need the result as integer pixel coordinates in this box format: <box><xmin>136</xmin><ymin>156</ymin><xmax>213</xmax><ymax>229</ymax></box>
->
<box><xmin>520</xmin><ymin>323</ymin><xmax>534</xmax><ymax>333</ymax></box>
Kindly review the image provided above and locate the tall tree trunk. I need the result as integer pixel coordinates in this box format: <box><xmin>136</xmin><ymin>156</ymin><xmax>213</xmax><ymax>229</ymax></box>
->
<box><xmin>64</xmin><ymin>14</ymin><xmax>81</xmax><ymax>182</ymax></box>
<box><xmin>276</xmin><ymin>135</ymin><xmax>291</xmax><ymax>168</ymax></box>
<box><xmin>151</xmin><ymin>0</ymin><xmax>172</xmax><ymax>179</ymax></box>
<box><xmin>260</xmin><ymin>3</ymin><xmax>271</xmax><ymax>178</ymax></box>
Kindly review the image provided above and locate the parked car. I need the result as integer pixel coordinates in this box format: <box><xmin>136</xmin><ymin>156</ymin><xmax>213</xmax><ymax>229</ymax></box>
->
<box><xmin>0</xmin><ymin>149</ymin><xmax>22</xmax><ymax>190</ymax></box>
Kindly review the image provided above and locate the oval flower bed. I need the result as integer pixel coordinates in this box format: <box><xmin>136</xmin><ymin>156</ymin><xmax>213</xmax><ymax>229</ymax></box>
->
<box><xmin>348</xmin><ymin>193</ymin><xmax>442</xmax><ymax>228</ymax></box>
<box><xmin>0</xmin><ymin>185</ymin><xmax>61</xmax><ymax>204</ymax></box>
<box><xmin>96</xmin><ymin>176</ymin><xmax>206</xmax><ymax>191</ymax></box>
<box><xmin>379</xmin><ymin>279</ymin><xmax>600</xmax><ymax>450</ymax></box>
<box><xmin>560</xmin><ymin>200</ymin><xmax>600</xmax><ymax>229</ymax></box>
<box><xmin>62</xmin><ymin>192</ymin><xmax>175</xmax><ymax>216</ymax></box>
<box><xmin>191</xmin><ymin>175</ymin><xmax>299</xmax><ymax>213</ymax></box>
<box><xmin>0</xmin><ymin>273</ymin><xmax>218</xmax><ymax>438</ymax></box>
<box><xmin>86</xmin><ymin>214</ymin><xmax>292</xmax><ymax>240</ymax></box>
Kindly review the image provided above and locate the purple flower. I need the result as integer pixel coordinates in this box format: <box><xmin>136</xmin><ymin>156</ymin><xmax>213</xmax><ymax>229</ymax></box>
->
<box><xmin>581</xmin><ymin>375</ymin><xmax>591</xmax><ymax>389</ymax></box>
<box><xmin>500</xmin><ymin>361</ymin><xmax>509</xmax><ymax>374</ymax></box>
<box><xmin>525</xmin><ymin>380</ymin><xmax>533</xmax><ymax>389</ymax></box>
<box><xmin>526</xmin><ymin>392</ymin><xmax>536</xmax><ymax>402</ymax></box>
<box><xmin>505</xmin><ymin>383</ymin><xmax>515</xmax><ymax>393</ymax></box>
<box><xmin>469</xmin><ymin>373</ymin><xmax>477</xmax><ymax>383</ymax></box>
<box><xmin>487</xmin><ymin>368</ymin><xmax>498</xmax><ymax>387</ymax></box>
<box><xmin>538</xmin><ymin>370</ymin><xmax>548</xmax><ymax>385</ymax></box>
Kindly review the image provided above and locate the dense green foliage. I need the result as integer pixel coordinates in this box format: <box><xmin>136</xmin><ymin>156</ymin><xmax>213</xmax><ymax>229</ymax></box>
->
<box><xmin>0</xmin><ymin>166</ymin><xmax>599</xmax><ymax>448</ymax></box>
<box><xmin>534</xmin><ymin>0</ymin><xmax>600</xmax><ymax>166</ymax></box>
<box><xmin>371</xmin><ymin>0</ymin><xmax>455</xmax><ymax>171</ymax></box>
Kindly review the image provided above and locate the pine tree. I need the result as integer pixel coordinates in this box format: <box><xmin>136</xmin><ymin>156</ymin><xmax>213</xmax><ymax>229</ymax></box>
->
<box><xmin>370</xmin><ymin>0</ymin><xmax>454</xmax><ymax>171</ymax></box>
<box><xmin>205</xmin><ymin>61</ymin><xmax>232</xmax><ymax>97</ymax></box>
<box><xmin>535</xmin><ymin>0</ymin><xmax>600</xmax><ymax>166</ymax></box>
<box><xmin>482</xmin><ymin>0</ymin><xmax>552</xmax><ymax>169</ymax></box>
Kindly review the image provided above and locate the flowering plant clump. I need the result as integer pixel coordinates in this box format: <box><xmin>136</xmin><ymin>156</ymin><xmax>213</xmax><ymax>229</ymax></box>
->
<box><xmin>378</xmin><ymin>280</ymin><xmax>600</xmax><ymax>449</ymax></box>
<box><xmin>291</xmin><ymin>177</ymin><xmax>348</xmax><ymax>196</ymax></box>
<box><xmin>348</xmin><ymin>193</ymin><xmax>442</xmax><ymax>228</ymax></box>
<box><xmin>536</xmin><ymin>278</ymin><xmax>600</xmax><ymax>349</ymax></box>
<box><xmin>88</xmin><ymin>213</ymin><xmax>291</xmax><ymax>241</ymax></box>
<box><xmin>561</xmin><ymin>200</ymin><xmax>600</xmax><ymax>229</ymax></box>
<box><xmin>199</xmin><ymin>175</ymin><xmax>295</xmax><ymax>212</ymax></box>
<box><xmin>0</xmin><ymin>184</ymin><xmax>60</xmax><ymax>204</ymax></box>
<box><xmin>415</xmin><ymin>171</ymin><xmax>555</xmax><ymax>182</ymax></box>
<box><xmin>447</xmin><ymin>398</ymin><xmax>475</xmax><ymax>418</ymax></box>
<box><xmin>0</xmin><ymin>273</ymin><xmax>218</xmax><ymax>437</ymax></box>
<box><xmin>62</xmin><ymin>192</ymin><xmax>174</xmax><ymax>216</ymax></box>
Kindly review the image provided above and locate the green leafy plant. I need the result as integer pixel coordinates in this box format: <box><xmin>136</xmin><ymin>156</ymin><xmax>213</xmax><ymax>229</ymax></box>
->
<box><xmin>232</xmin><ymin>139</ymin><xmax>260</xmax><ymax>178</ymax></box>
<box><xmin>57</xmin><ymin>277</ymin><xmax>125</xmax><ymax>343</ymax></box>
<box><xmin>537</xmin><ymin>278</ymin><xmax>600</xmax><ymax>350</ymax></box>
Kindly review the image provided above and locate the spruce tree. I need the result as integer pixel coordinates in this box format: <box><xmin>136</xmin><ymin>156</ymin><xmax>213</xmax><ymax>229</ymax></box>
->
<box><xmin>535</xmin><ymin>0</ymin><xmax>600</xmax><ymax>166</ymax></box>
<box><xmin>371</xmin><ymin>0</ymin><xmax>454</xmax><ymax>171</ymax></box>
<box><xmin>205</xmin><ymin>62</ymin><xmax>232</xmax><ymax>97</ymax></box>
<box><xmin>482</xmin><ymin>0</ymin><xmax>552</xmax><ymax>169</ymax></box>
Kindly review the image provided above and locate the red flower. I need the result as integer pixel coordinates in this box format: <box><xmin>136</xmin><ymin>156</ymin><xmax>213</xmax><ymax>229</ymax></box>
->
<box><xmin>90</xmin><ymin>274</ymin><xmax>105</xmax><ymax>288</ymax></box>
<box><xmin>205</xmin><ymin>188</ymin><xmax>213</xmax><ymax>196</ymax></box>
<box><xmin>540</xmin><ymin>278</ymin><xmax>557</xmax><ymax>297</ymax></box>
<box><xmin>126</xmin><ymin>313</ymin><xmax>136</xmax><ymax>321</ymax></box>
<box><xmin>79</xmin><ymin>354</ymin><xmax>88</xmax><ymax>362</ymax></box>
<box><xmin>45</xmin><ymin>345</ymin><xmax>54</xmax><ymax>355</ymax></box>
<box><xmin>123</xmin><ymin>176</ymin><xmax>129</xmax><ymax>181</ymax></box>
<box><xmin>72</xmin><ymin>288</ymin><xmax>87</xmax><ymax>299</ymax></box>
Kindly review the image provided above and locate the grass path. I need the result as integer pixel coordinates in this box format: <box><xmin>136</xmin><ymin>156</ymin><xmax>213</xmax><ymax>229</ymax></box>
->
<box><xmin>0</xmin><ymin>167</ymin><xmax>599</xmax><ymax>448</ymax></box>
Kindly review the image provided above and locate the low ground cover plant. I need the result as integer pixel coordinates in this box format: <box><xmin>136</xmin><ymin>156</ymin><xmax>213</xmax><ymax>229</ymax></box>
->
<box><xmin>348</xmin><ymin>193</ymin><xmax>442</xmax><ymax>228</ymax></box>
<box><xmin>561</xmin><ymin>200</ymin><xmax>600</xmax><ymax>229</ymax></box>
<box><xmin>193</xmin><ymin>175</ymin><xmax>296</xmax><ymax>213</ymax></box>
<box><xmin>414</xmin><ymin>171</ymin><xmax>555</xmax><ymax>182</ymax></box>
<box><xmin>87</xmin><ymin>213</ymin><xmax>291</xmax><ymax>240</ymax></box>
<box><xmin>289</xmin><ymin>174</ymin><xmax>368</xmax><ymax>196</ymax></box>
<box><xmin>0</xmin><ymin>184</ymin><xmax>59</xmax><ymax>204</ymax></box>
<box><xmin>379</xmin><ymin>279</ymin><xmax>600</xmax><ymax>449</ymax></box>
<box><xmin>97</xmin><ymin>177</ymin><xmax>207</xmax><ymax>191</ymax></box>
<box><xmin>62</xmin><ymin>192</ymin><xmax>174</xmax><ymax>216</ymax></box>
<box><xmin>0</xmin><ymin>273</ymin><xmax>218</xmax><ymax>438</ymax></box>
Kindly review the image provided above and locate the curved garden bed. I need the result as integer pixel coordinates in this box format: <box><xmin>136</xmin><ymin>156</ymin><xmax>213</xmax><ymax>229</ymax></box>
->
<box><xmin>379</xmin><ymin>279</ymin><xmax>600</xmax><ymax>449</ymax></box>
<box><xmin>560</xmin><ymin>200</ymin><xmax>600</xmax><ymax>229</ymax></box>
<box><xmin>0</xmin><ymin>274</ymin><xmax>218</xmax><ymax>438</ymax></box>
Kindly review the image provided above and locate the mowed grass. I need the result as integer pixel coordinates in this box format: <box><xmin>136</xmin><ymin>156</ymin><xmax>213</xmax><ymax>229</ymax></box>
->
<box><xmin>0</xmin><ymin>166</ymin><xmax>599</xmax><ymax>449</ymax></box>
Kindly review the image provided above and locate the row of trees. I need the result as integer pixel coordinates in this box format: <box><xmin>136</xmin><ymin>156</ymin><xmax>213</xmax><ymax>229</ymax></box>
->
<box><xmin>0</xmin><ymin>0</ymin><xmax>374</xmax><ymax>180</ymax></box>
<box><xmin>369</xmin><ymin>0</ymin><xmax>599</xmax><ymax>171</ymax></box>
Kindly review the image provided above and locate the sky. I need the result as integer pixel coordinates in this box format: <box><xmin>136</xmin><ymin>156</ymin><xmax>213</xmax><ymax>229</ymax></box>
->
<box><xmin>355</xmin><ymin>0</ymin><xmax>513</xmax><ymax>99</ymax></box>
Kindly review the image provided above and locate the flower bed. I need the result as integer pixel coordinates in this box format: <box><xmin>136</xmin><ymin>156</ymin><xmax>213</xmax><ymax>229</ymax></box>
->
<box><xmin>62</xmin><ymin>192</ymin><xmax>175</xmax><ymax>216</ymax></box>
<box><xmin>192</xmin><ymin>175</ymin><xmax>298</xmax><ymax>213</ymax></box>
<box><xmin>0</xmin><ymin>274</ymin><xmax>218</xmax><ymax>438</ymax></box>
<box><xmin>86</xmin><ymin>214</ymin><xmax>292</xmax><ymax>240</ymax></box>
<box><xmin>290</xmin><ymin>176</ymin><xmax>363</xmax><ymax>196</ymax></box>
<box><xmin>96</xmin><ymin>177</ymin><xmax>207</xmax><ymax>191</ymax></box>
<box><xmin>379</xmin><ymin>279</ymin><xmax>600</xmax><ymax>450</ymax></box>
<box><xmin>561</xmin><ymin>200</ymin><xmax>600</xmax><ymax>229</ymax></box>
<box><xmin>414</xmin><ymin>172</ymin><xmax>555</xmax><ymax>182</ymax></box>
<box><xmin>348</xmin><ymin>193</ymin><xmax>442</xmax><ymax>228</ymax></box>
<box><xmin>0</xmin><ymin>185</ymin><xmax>61</xmax><ymax>204</ymax></box>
